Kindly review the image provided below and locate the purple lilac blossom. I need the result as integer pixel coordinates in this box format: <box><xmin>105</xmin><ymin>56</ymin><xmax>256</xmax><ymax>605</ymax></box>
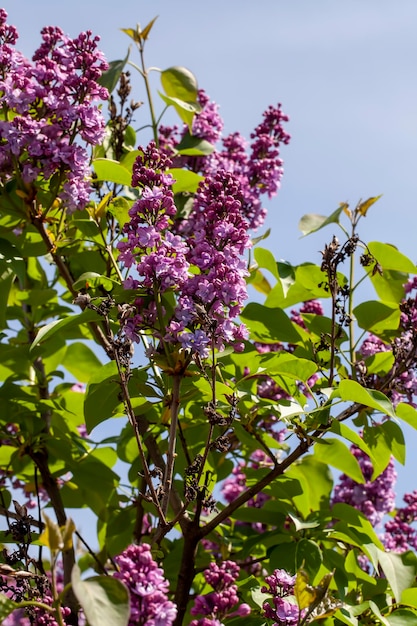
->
<box><xmin>159</xmin><ymin>90</ymin><xmax>290</xmax><ymax>230</ymax></box>
<box><xmin>383</xmin><ymin>490</ymin><xmax>417</xmax><ymax>553</ymax></box>
<box><xmin>190</xmin><ymin>561</ymin><xmax>250</xmax><ymax>625</ymax></box>
<box><xmin>0</xmin><ymin>10</ymin><xmax>108</xmax><ymax>212</ymax></box>
<box><xmin>261</xmin><ymin>569</ymin><xmax>302</xmax><ymax>626</ymax></box>
<box><xmin>118</xmin><ymin>146</ymin><xmax>251</xmax><ymax>356</ymax></box>
<box><xmin>331</xmin><ymin>444</ymin><xmax>397</xmax><ymax>526</ymax></box>
<box><xmin>113</xmin><ymin>543</ymin><xmax>177</xmax><ymax>626</ymax></box>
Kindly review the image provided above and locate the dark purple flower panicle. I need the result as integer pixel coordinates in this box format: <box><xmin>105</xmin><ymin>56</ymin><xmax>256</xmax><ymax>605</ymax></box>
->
<box><xmin>261</xmin><ymin>569</ymin><xmax>301</xmax><ymax>626</ymax></box>
<box><xmin>383</xmin><ymin>490</ymin><xmax>417</xmax><ymax>553</ymax></box>
<box><xmin>118</xmin><ymin>146</ymin><xmax>251</xmax><ymax>356</ymax></box>
<box><xmin>206</xmin><ymin>103</ymin><xmax>290</xmax><ymax>229</ymax></box>
<box><xmin>0</xmin><ymin>11</ymin><xmax>108</xmax><ymax>211</ymax></box>
<box><xmin>114</xmin><ymin>543</ymin><xmax>177</xmax><ymax>626</ymax></box>
<box><xmin>331</xmin><ymin>445</ymin><xmax>397</xmax><ymax>526</ymax></box>
<box><xmin>190</xmin><ymin>561</ymin><xmax>250</xmax><ymax>625</ymax></box>
<box><xmin>172</xmin><ymin>169</ymin><xmax>251</xmax><ymax>354</ymax></box>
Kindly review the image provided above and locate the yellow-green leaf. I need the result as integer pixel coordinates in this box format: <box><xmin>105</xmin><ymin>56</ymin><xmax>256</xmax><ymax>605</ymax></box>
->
<box><xmin>40</xmin><ymin>513</ymin><xmax>63</xmax><ymax>552</ymax></box>
<box><xmin>358</xmin><ymin>195</ymin><xmax>382</xmax><ymax>216</ymax></box>
<box><xmin>295</xmin><ymin>568</ymin><xmax>315</xmax><ymax>609</ymax></box>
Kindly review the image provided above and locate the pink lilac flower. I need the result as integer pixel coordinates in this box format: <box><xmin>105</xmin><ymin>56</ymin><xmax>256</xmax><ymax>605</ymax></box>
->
<box><xmin>190</xmin><ymin>561</ymin><xmax>250</xmax><ymax>625</ymax></box>
<box><xmin>159</xmin><ymin>91</ymin><xmax>290</xmax><ymax>230</ymax></box>
<box><xmin>262</xmin><ymin>569</ymin><xmax>303</xmax><ymax>626</ymax></box>
<box><xmin>331</xmin><ymin>444</ymin><xmax>397</xmax><ymax>527</ymax></box>
<box><xmin>113</xmin><ymin>543</ymin><xmax>177</xmax><ymax>626</ymax></box>
<box><xmin>383</xmin><ymin>490</ymin><xmax>417</xmax><ymax>553</ymax></box>
<box><xmin>0</xmin><ymin>11</ymin><xmax>108</xmax><ymax>212</ymax></box>
<box><xmin>118</xmin><ymin>145</ymin><xmax>252</xmax><ymax>356</ymax></box>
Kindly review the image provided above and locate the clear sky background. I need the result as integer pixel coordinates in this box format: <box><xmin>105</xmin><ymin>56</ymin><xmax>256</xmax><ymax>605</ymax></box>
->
<box><xmin>3</xmin><ymin>1</ymin><xmax>417</xmax><ymax>526</ymax></box>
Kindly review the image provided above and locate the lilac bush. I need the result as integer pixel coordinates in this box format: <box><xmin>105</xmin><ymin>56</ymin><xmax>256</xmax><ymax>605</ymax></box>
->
<box><xmin>3</xmin><ymin>9</ymin><xmax>417</xmax><ymax>626</ymax></box>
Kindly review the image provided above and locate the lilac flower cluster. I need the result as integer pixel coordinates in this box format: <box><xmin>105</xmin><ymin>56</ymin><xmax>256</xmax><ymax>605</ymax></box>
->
<box><xmin>113</xmin><ymin>543</ymin><xmax>177</xmax><ymax>626</ymax></box>
<box><xmin>159</xmin><ymin>90</ymin><xmax>290</xmax><ymax>230</ymax></box>
<box><xmin>171</xmin><ymin>169</ymin><xmax>251</xmax><ymax>354</ymax></box>
<box><xmin>0</xmin><ymin>10</ymin><xmax>108</xmax><ymax>211</ymax></box>
<box><xmin>358</xmin><ymin>278</ymin><xmax>417</xmax><ymax>407</ymax></box>
<box><xmin>118</xmin><ymin>143</ymin><xmax>250</xmax><ymax>355</ymax></box>
<box><xmin>331</xmin><ymin>444</ymin><xmax>397</xmax><ymax>526</ymax></box>
<box><xmin>190</xmin><ymin>560</ymin><xmax>250</xmax><ymax>625</ymax></box>
<box><xmin>262</xmin><ymin>568</ymin><xmax>302</xmax><ymax>626</ymax></box>
<box><xmin>383</xmin><ymin>490</ymin><xmax>417</xmax><ymax>553</ymax></box>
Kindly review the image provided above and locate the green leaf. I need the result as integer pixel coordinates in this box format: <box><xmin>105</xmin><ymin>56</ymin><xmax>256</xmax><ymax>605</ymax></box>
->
<box><xmin>265</xmin><ymin>263</ymin><xmax>333</xmax><ymax>309</ymax></box>
<box><xmin>259</xmin><ymin>352</ymin><xmax>317</xmax><ymax>383</ymax></box>
<box><xmin>84</xmin><ymin>361</ymin><xmax>123</xmax><ymax>432</ymax></box>
<box><xmin>71</xmin><ymin>564</ymin><xmax>130</xmax><ymax>626</ymax></box>
<box><xmin>380</xmin><ymin>420</ymin><xmax>405</xmax><ymax>465</ymax></box>
<box><xmin>337</xmin><ymin>379</ymin><xmax>396</xmax><ymax>418</ymax></box>
<box><xmin>386</xmin><ymin>609</ymin><xmax>417</xmax><ymax>626</ymax></box>
<box><xmin>240</xmin><ymin>303</ymin><xmax>306</xmax><ymax>344</ymax></box>
<box><xmin>248</xmin><ymin>268</ymin><xmax>271</xmax><ymax>295</ymax></box>
<box><xmin>401</xmin><ymin>587</ymin><xmax>417</xmax><ymax>609</ymax></box>
<box><xmin>158</xmin><ymin>92</ymin><xmax>201</xmax><ymax>130</ymax></box>
<box><xmin>298</xmin><ymin>204</ymin><xmax>347</xmax><ymax>236</ymax></box>
<box><xmin>0</xmin><ymin>593</ymin><xmax>18</xmax><ymax>620</ymax></box>
<box><xmin>362</xmin><ymin>424</ymin><xmax>393</xmax><ymax>479</ymax></box>
<box><xmin>370</xmin><ymin>269</ymin><xmax>407</xmax><ymax>304</ymax></box>
<box><xmin>353</xmin><ymin>301</ymin><xmax>400</xmax><ymax>334</ymax></box>
<box><xmin>161</xmin><ymin>66</ymin><xmax>198</xmax><ymax>102</ymax></box>
<box><xmin>175</xmin><ymin>132</ymin><xmax>214</xmax><ymax>155</ymax></box>
<box><xmin>377</xmin><ymin>549</ymin><xmax>416</xmax><ymax>604</ymax></box>
<box><xmin>167</xmin><ymin>168</ymin><xmax>203</xmax><ymax>193</ymax></box>
<box><xmin>368</xmin><ymin>601</ymin><xmax>391</xmax><ymax>626</ymax></box>
<box><xmin>314</xmin><ymin>438</ymin><xmax>364</xmax><ymax>483</ymax></box>
<box><xmin>72</xmin><ymin>272</ymin><xmax>119</xmax><ymax>292</ymax></box>
<box><xmin>98</xmin><ymin>50</ymin><xmax>130</xmax><ymax>93</ymax></box>
<box><xmin>331</xmin><ymin>503</ymin><xmax>385</xmax><ymax>552</ymax></box>
<box><xmin>254</xmin><ymin>248</ymin><xmax>279</xmax><ymax>280</ymax></box>
<box><xmin>285</xmin><ymin>456</ymin><xmax>333</xmax><ymax>516</ymax></box>
<box><xmin>107</xmin><ymin>197</ymin><xmax>132</xmax><ymax>229</ymax></box>
<box><xmin>30</xmin><ymin>309</ymin><xmax>102</xmax><ymax>352</ymax></box>
<box><xmin>92</xmin><ymin>159</ymin><xmax>132</xmax><ymax>187</ymax></box>
<box><xmin>62</xmin><ymin>343</ymin><xmax>103</xmax><ymax>383</ymax></box>
<box><xmin>367</xmin><ymin>241</ymin><xmax>417</xmax><ymax>273</ymax></box>
<box><xmin>396</xmin><ymin>403</ymin><xmax>417</xmax><ymax>430</ymax></box>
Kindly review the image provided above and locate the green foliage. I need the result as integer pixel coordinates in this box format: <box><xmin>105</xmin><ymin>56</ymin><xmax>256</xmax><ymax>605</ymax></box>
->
<box><xmin>71</xmin><ymin>565</ymin><xmax>130</xmax><ymax>626</ymax></box>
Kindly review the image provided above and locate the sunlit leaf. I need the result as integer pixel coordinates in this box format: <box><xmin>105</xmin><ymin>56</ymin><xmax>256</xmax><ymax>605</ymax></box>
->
<box><xmin>161</xmin><ymin>66</ymin><xmax>198</xmax><ymax>102</ymax></box>
<box><xmin>298</xmin><ymin>204</ymin><xmax>346</xmax><ymax>236</ymax></box>
<box><xmin>357</xmin><ymin>195</ymin><xmax>382</xmax><ymax>216</ymax></box>
<box><xmin>167</xmin><ymin>168</ymin><xmax>203</xmax><ymax>193</ymax></box>
<box><xmin>98</xmin><ymin>49</ymin><xmax>130</xmax><ymax>93</ymax></box>
<box><xmin>39</xmin><ymin>513</ymin><xmax>63</xmax><ymax>552</ymax></box>
<box><xmin>295</xmin><ymin>568</ymin><xmax>315</xmax><ymax>609</ymax></box>
<box><xmin>377</xmin><ymin>549</ymin><xmax>416</xmax><ymax>603</ymax></box>
<box><xmin>71</xmin><ymin>564</ymin><xmax>130</xmax><ymax>626</ymax></box>
<box><xmin>314</xmin><ymin>438</ymin><xmax>364</xmax><ymax>483</ymax></box>
<box><xmin>92</xmin><ymin>159</ymin><xmax>132</xmax><ymax>187</ymax></box>
<box><xmin>337</xmin><ymin>379</ymin><xmax>396</xmax><ymax>418</ymax></box>
<box><xmin>140</xmin><ymin>16</ymin><xmax>158</xmax><ymax>41</ymax></box>
<box><xmin>368</xmin><ymin>241</ymin><xmax>417</xmax><ymax>273</ymax></box>
<box><xmin>159</xmin><ymin>92</ymin><xmax>201</xmax><ymax>130</ymax></box>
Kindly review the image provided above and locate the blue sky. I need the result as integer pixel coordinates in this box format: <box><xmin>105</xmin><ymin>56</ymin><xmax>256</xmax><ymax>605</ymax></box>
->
<box><xmin>4</xmin><ymin>1</ymin><xmax>417</xmax><ymax>522</ymax></box>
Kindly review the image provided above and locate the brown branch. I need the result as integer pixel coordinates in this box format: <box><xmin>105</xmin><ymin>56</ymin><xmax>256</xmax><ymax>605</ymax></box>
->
<box><xmin>198</xmin><ymin>401</ymin><xmax>363</xmax><ymax>539</ymax></box>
